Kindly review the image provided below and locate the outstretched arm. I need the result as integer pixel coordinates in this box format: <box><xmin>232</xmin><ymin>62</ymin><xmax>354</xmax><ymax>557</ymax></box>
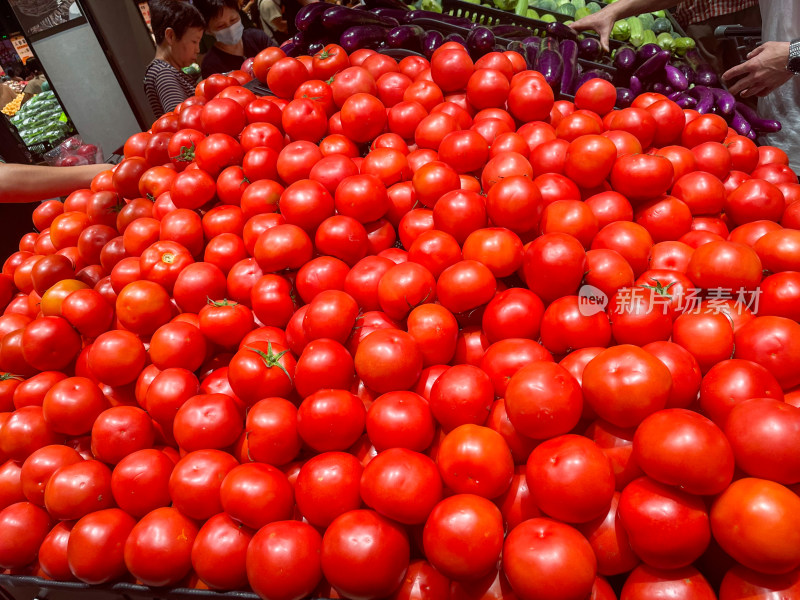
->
<box><xmin>570</xmin><ymin>0</ymin><xmax>678</xmax><ymax>51</ymax></box>
<box><xmin>0</xmin><ymin>162</ymin><xmax>112</xmax><ymax>203</ymax></box>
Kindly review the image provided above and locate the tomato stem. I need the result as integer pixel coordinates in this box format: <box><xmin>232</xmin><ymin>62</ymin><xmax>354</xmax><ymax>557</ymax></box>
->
<box><xmin>245</xmin><ymin>342</ymin><xmax>292</xmax><ymax>381</ymax></box>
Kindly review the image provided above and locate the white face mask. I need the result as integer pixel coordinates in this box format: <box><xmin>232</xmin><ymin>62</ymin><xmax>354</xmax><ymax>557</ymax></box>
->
<box><xmin>214</xmin><ymin>19</ymin><xmax>244</xmax><ymax>45</ymax></box>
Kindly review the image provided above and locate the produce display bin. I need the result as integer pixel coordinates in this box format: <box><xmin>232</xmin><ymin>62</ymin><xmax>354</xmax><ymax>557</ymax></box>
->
<box><xmin>0</xmin><ymin>575</ymin><xmax>336</xmax><ymax>600</ymax></box>
<box><xmin>442</xmin><ymin>0</ymin><xmax>624</xmax><ymax>50</ymax></box>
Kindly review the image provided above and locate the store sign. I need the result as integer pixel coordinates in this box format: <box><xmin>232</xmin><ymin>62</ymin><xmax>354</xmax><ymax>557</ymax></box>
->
<box><xmin>138</xmin><ymin>2</ymin><xmax>152</xmax><ymax>30</ymax></box>
<box><xmin>10</xmin><ymin>35</ymin><xmax>33</xmax><ymax>63</ymax></box>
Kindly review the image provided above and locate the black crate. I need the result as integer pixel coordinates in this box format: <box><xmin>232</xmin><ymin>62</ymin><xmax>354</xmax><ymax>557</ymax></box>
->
<box><xmin>442</xmin><ymin>0</ymin><xmax>624</xmax><ymax>50</ymax></box>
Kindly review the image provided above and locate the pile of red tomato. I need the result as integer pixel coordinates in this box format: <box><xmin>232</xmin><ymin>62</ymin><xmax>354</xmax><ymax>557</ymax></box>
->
<box><xmin>2</xmin><ymin>39</ymin><xmax>800</xmax><ymax>600</ymax></box>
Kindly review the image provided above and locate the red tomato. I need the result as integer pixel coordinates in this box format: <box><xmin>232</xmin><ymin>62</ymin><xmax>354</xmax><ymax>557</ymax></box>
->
<box><xmin>424</xmin><ymin>494</ymin><xmax>504</xmax><ymax>581</ymax></box>
<box><xmin>503</xmin><ymin>518</ymin><xmax>597</xmax><ymax>600</ymax></box>
<box><xmin>124</xmin><ymin>506</ymin><xmax>198</xmax><ymax>587</ymax></box>
<box><xmin>247</xmin><ymin>520</ymin><xmax>323</xmax><ymax>600</ymax></box>
<box><xmin>711</xmin><ymin>478</ymin><xmax>800</xmax><ymax>574</ymax></box>
<box><xmin>527</xmin><ymin>434</ymin><xmax>615</xmax><ymax>523</ymax></box>
<box><xmin>619</xmin><ymin>476</ymin><xmax>711</xmax><ymax>569</ymax></box>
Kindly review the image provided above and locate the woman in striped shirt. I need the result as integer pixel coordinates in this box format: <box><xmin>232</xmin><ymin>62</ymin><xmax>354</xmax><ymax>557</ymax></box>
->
<box><xmin>143</xmin><ymin>0</ymin><xmax>206</xmax><ymax>120</ymax></box>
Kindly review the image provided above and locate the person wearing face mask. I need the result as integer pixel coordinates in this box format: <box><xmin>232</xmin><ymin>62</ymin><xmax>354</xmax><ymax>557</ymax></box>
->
<box><xmin>194</xmin><ymin>0</ymin><xmax>277</xmax><ymax>79</ymax></box>
<box><xmin>143</xmin><ymin>0</ymin><xmax>206</xmax><ymax>119</ymax></box>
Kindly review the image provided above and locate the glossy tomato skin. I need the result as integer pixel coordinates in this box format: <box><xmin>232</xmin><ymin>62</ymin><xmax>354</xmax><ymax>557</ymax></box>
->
<box><xmin>44</xmin><ymin>460</ymin><xmax>114</xmax><ymax>521</ymax></box>
<box><xmin>527</xmin><ymin>434</ymin><xmax>615</xmax><ymax>524</ymax></box>
<box><xmin>322</xmin><ymin>509</ymin><xmax>410</xmax><ymax>600</ymax></box>
<box><xmin>191</xmin><ymin>513</ymin><xmax>253</xmax><ymax>591</ymax></box>
<box><xmin>124</xmin><ymin>506</ymin><xmax>199</xmax><ymax>587</ymax></box>
<box><xmin>621</xmin><ymin>565</ymin><xmax>716</xmax><ymax>600</ymax></box>
<box><xmin>619</xmin><ymin>476</ymin><xmax>711</xmax><ymax>570</ymax></box>
<box><xmin>632</xmin><ymin>409</ymin><xmax>734</xmax><ymax>496</ymax></box>
<box><xmin>0</xmin><ymin>501</ymin><xmax>53</xmax><ymax>569</ymax></box>
<box><xmin>67</xmin><ymin>508</ymin><xmax>136</xmax><ymax>585</ymax></box>
<box><xmin>719</xmin><ymin>565</ymin><xmax>800</xmax><ymax>600</ymax></box>
<box><xmin>582</xmin><ymin>345</ymin><xmax>672</xmax><ymax>428</ymax></box>
<box><xmin>711</xmin><ymin>478</ymin><xmax>800</xmax><ymax>575</ymax></box>
<box><xmin>503</xmin><ymin>518</ymin><xmax>597</xmax><ymax>600</ymax></box>
<box><xmin>111</xmin><ymin>449</ymin><xmax>173</xmax><ymax>518</ymax></box>
<box><xmin>168</xmin><ymin>449</ymin><xmax>238</xmax><ymax>521</ymax></box>
<box><xmin>423</xmin><ymin>494</ymin><xmax>504</xmax><ymax>582</ymax></box>
<box><xmin>361</xmin><ymin>447</ymin><xmax>442</xmax><ymax>524</ymax></box>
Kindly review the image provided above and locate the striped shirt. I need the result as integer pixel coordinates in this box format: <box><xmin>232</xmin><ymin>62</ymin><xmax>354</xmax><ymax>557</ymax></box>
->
<box><xmin>143</xmin><ymin>59</ymin><xmax>198</xmax><ymax>120</ymax></box>
<box><xmin>673</xmin><ymin>0</ymin><xmax>759</xmax><ymax>27</ymax></box>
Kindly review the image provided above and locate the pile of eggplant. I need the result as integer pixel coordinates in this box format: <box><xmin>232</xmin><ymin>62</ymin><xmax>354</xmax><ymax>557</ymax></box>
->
<box><xmin>283</xmin><ymin>1</ymin><xmax>780</xmax><ymax>137</ymax></box>
<box><xmin>609</xmin><ymin>43</ymin><xmax>780</xmax><ymax>138</ymax></box>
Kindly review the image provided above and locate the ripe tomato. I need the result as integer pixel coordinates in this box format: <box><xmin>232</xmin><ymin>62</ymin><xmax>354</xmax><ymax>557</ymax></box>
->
<box><xmin>67</xmin><ymin>508</ymin><xmax>136</xmax><ymax>585</ymax></box>
<box><xmin>503</xmin><ymin>518</ymin><xmax>597</xmax><ymax>600</ymax></box>
<box><xmin>424</xmin><ymin>494</ymin><xmax>504</xmax><ymax>581</ymax></box>
<box><xmin>124</xmin><ymin>506</ymin><xmax>198</xmax><ymax>587</ymax></box>
<box><xmin>711</xmin><ymin>478</ymin><xmax>800</xmax><ymax>574</ymax></box>
<box><xmin>619</xmin><ymin>476</ymin><xmax>711</xmax><ymax>569</ymax></box>
<box><xmin>247</xmin><ymin>520</ymin><xmax>323</xmax><ymax>600</ymax></box>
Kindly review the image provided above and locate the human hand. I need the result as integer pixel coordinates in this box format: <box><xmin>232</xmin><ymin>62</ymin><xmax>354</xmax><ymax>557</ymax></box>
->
<box><xmin>571</xmin><ymin>9</ymin><xmax>616</xmax><ymax>52</ymax></box>
<box><xmin>723</xmin><ymin>41</ymin><xmax>793</xmax><ymax>97</ymax></box>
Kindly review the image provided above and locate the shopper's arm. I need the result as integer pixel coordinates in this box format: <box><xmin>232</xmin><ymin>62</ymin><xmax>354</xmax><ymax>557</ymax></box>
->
<box><xmin>571</xmin><ymin>0</ymin><xmax>679</xmax><ymax>51</ymax></box>
<box><xmin>0</xmin><ymin>162</ymin><xmax>112</xmax><ymax>203</ymax></box>
<box><xmin>723</xmin><ymin>42</ymin><xmax>794</xmax><ymax>97</ymax></box>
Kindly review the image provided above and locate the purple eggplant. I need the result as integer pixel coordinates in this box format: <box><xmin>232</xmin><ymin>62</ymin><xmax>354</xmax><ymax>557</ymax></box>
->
<box><xmin>711</xmin><ymin>88</ymin><xmax>736</xmax><ymax>117</ymax></box>
<box><xmin>340</xmin><ymin>25</ymin><xmax>389</xmax><ymax>53</ymax></box>
<box><xmin>323</xmin><ymin>6</ymin><xmax>398</xmax><ymax>30</ymax></box>
<box><xmin>665</xmin><ymin>65</ymin><xmax>688</xmax><ymax>91</ymax></box>
<box><xmin>524</xmin><ymin>41</ymin><xmax>539</xmax><ymax>70</ymax></box>
<box><xmin>537</xmin><ymin>38</ymin><xmax>564</xmax><ymax>92</ymax></box>
<box><xmin>423</xmin><ymin>30</ymin><xmax>444</xmax><ymax>58</ymax></box>
<box><xmin>307</xmin><ymin>41</ymin><xmax>324</xmax><ymax>55</ymax></box>
<box><xmin>445</xmin><ymin>33</ymin><xmax>467</xmax><ymax>45</ymax></box>
<box><xmin>466</xmin><ymin>27</ymin><xmax>495</xmax><ymax>59</ymax></box>
<box><xmin>616</xmin><ymin>87</ymin><xmax>634</xmax><ymax>108</ymax></box>
<box><xmin>629</xmin><ymin>75</ymin><xmax>642</xmax><ymax>96</ymax></box>
<box><xmin>296</xmin><ymin>2</ymin><xmax>329</xmax><ymax>32</ymax></box>
<box><xmin>507</xmin><ymin>40</ymin><xmax>526</xmax><ymax>55</ymax></box>
<box><xmin>492</xmin><ymin>25</ymin><xmax>534</xmax><ymax>39</ymax></box>
<box><xmin>545</xmin><ymin>22</ymin><xmax>579</xmax><ymax>41</ymax></box>
<box><xmin>578</xmin><ymin>37</ymin><xmax>602</xmax><ymax>62</ymax></box>
<box><xmin>736</xmin><ymin>101</ymin><xmax>782</xmax><ymax>133</ymax></box>
<box><xmin>636</xmin><ymin>43</ymin><xmax>661</xmax><ymax>65</ymax></box>
<box><xmin>523</xmin><ymin>36</ymin><xmax>541</xmax><ymax>47</ymax></box>
<box><xmin>689</xmin><ymin>86</ymin><xmax>715</xmax><ymax>114</ymax></box>
<box><xmin>387</xmin><ymin>25</ymin><xmax>425</xmax><ymax>53</ymax></box>
<box><xmin>695</xmin><ymin>65</ymin><xmax>719</xmax><ymax>87</ymax></box>
<box><xmin>651</xmin><ymin>82</ymin><xmax>667</xmax><ymax>94</ymax></box>
<box><xmin>560</xmin><ymin>39</ymin><xmax>579</xmax><ymax>96</ymax></box>
<box><xmin>575</xmin><ymin>70</ymin><xmax>613</xmax><ymax>89</ymax></box>
<box><xmin>731</xmin><ymin>111</ymin><xmax>752</xmax><ymax>137</ymax></box>
<box><xmin>613</xmin><ymin>47</ymin><xmax>637</xmax><ymax>73</ymax></box>
<box><xmin>673</xmin><ymin>93</ymin><xmax>697</xmax><ymax>109</ymax></box>
<box><xmin>281</xmin><ymin>40</ymin><xmax>300</xmax><ymax>57</ymax></box>
<box><xmin>632</xmin><ymin>50</ymin><xmax>670</xmax><ymax>81</ymax></box>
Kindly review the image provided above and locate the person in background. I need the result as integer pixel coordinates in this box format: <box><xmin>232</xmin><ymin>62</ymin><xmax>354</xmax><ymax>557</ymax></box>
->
<box><xmin>143</xmin><ymin>0</ymin><xmax>205</xmax><ymax>120</ymax></box>
<box><xmin>258</xmin><ymin>0</ymin><xmax>288</xmax><ymax>44</ymax></box>
<box><xmin>193</xmin><ymin>0</ymin><xmax>276</xmax><ymax>78</ymax></box>
<box><xmin>572</xmin><ymin>0</ymin><xmax>760</xmax><ymax>75</ymax></box>
<box><xmin>23</xmin><ymin>59</ymin><xmax>46</xmax><ymax>95</ymax></box>
<box><xmin>722</xmin><ymin>0</ymin><xmax>800</xmax><ymax>174</ymax></box>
